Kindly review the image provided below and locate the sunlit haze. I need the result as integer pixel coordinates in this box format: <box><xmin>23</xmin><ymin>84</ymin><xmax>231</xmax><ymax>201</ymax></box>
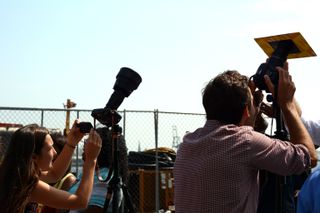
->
<box><xmin>1</xmin><ymin>0</ymin><xmax>320</xmax><ymax>119</ymax></box>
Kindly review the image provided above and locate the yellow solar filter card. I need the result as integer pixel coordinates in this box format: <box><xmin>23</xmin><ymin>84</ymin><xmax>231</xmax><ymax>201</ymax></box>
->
<box><xmin>254</xmin><ymin>32</ymin><xmax>317</xmax><ymax>59</ymax></box>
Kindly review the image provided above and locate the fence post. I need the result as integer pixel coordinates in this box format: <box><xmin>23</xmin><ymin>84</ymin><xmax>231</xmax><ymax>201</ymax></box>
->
<box><xmin>40</xmin><ymin>110</ymin><xmax>44</xmax><ymax>127</ymax></box>
<box><xmin>123</xmin><ymin>109</ymin><xmax>126</xmax><ymax>138</ymax></box>
<box><xmin>154</xmin><ymin>109</ymin><xmax>159</xmax><ymax>212</ymax></box>
<box><xmin>75</xmin><ymin>111</ymin><xmax>80</xmax><ymax>176</ymax></box>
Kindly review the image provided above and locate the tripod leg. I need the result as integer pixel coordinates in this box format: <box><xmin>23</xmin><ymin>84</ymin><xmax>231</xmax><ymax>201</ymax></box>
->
<box><xmin>112</xmin><ymin>182</ymin><xmax>121</xmax><ymax>213</ymax></box>
<box><xmin>103</xmin><ymin>184</ymin><xmax>113</xmax><ymax>213</ymax></box>
<box><xmin>122</xmin><ymin>184</ymin><xmax>136</xmax><ymax>213</ymax></box>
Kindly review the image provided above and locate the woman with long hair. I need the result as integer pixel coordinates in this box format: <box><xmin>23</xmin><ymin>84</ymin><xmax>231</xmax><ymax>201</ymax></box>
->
<box><xmin>0</xmin><ymin>120</ymin><xmax>102</xmax><ymax>213</ymax></box>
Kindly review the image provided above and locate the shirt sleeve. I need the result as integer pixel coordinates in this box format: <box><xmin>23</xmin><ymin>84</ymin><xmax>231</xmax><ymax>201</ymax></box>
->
<box><xmin>247</xmin><ymin>131</ymin><xmax>311</xmax><ymax>176</ymax></box>
<box><xmin>301</xmin><ymin>117</ymin><xmax>320</xmax><ymax>146</ymax></box>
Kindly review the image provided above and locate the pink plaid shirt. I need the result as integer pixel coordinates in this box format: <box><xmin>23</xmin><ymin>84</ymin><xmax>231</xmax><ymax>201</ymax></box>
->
<box><xmin>174</xmin><ymin>120</ymin><xmax>310</xmax><ymax>213</ymax></box>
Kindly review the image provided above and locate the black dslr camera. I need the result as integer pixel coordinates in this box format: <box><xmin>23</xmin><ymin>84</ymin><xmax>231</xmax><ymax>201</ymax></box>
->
<box><xmin>253</xmin><ymin>39</ymin><xmax>296</xmax><ymax>91</ymax></box>
<box><xmin>91</xmin><ymin>67</ymin><xmax>142</xmax><ymax>126</ymax></box>
<box><xmin>252</xmin><ymin>32</ymin><xmax>317</xmax><ymax>92</ymax></box>
<box><xmin>76</xmin><ymin>122</ymin><xmax>93</xmax><ymax>133</ymax></box>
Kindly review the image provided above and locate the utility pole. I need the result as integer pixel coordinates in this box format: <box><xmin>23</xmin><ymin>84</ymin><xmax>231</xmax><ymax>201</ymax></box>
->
<box><xmin>172</xmin><ymin>125</ymin><xmax>180</xmax><ymax>150</ymax></box>
<box><xmin>63</xmin><ymin>99</ymin><xmax>76</xmax><ymax>136</ymax></box>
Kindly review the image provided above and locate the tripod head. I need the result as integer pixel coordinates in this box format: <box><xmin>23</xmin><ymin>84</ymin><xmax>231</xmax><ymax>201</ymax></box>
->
<box><xmin>91</xmin><ymin>108</ymin><xmax>122</xmax><ymax>127</ymax></box>
<box><xmin>271</xmin><ymin>95</ymin><xmax>289</xmax><ymax>141</ymax></box>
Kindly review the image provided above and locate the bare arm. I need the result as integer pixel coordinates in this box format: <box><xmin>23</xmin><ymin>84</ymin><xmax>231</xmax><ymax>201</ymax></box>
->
<box><xmin>265</xmin><ymin>63</ymin><xmax>317</xmax><ymax>167</ymax></box>
<box><xmin>31</xmin><ymin>129</ymin><xmax>102</xmax><ymax>209</ymax></box>
<box><xmin>294</xmin><ymin>98</ymin><xmax>302</xmax><ymax>117</ymax></box>
<box><xmin>281</xmin><ymin>102</ymin><xmax>317</xmax><ymax>167</ymax></box>
<box><xmin>41</xmin><ymin>120</ymin><xmax>84</xmax><ymax>183</ymax></box>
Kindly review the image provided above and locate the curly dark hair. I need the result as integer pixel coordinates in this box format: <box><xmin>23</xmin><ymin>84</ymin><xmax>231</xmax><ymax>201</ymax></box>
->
<box><xmin>0</xmin><ymin>124</ymin><xmax>48</xmax><ymax>213</ymax></box>
<box><xmin>95</xmin><ymin>127</ymin><xmax>129</xmax><ymax>184</ymax></box>
<box><xmin>202</xmin><ymin>70</ymin><xmax>251</xmax><ymax>125</ymax></box>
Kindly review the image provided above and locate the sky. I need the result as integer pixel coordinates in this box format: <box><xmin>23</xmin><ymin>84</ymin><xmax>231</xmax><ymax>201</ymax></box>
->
<box><xmin>1</xmin><ymin>0</ymin><xmax>320</xmax><ymax>119</ymax></box>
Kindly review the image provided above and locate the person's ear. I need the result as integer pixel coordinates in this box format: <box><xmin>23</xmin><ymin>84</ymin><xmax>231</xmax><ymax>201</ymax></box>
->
<box><xmin>239</xmin><ymin>105</ymin><xmax>250</xmax><ymax>125</ymax></box>
<box><xmin>32</xmin><ymin>153</ymin><xmax>39</xmax><ymax>163</ymax></box>
<box><xmin>243</xmin><ymin>104</ymin><xmax>250</xmax><ymax>118</ymax></box>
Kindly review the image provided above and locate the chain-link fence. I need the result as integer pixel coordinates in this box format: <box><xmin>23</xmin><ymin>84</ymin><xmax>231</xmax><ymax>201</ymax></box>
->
<box><xmin>0</xmin><ymin>107</ymin><xmax>205</xmax><ymax>213</ymax></box>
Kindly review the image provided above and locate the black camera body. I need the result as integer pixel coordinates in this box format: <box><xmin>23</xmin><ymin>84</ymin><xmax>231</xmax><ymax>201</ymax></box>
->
<box><xmin>253</xmin><ymin>32</ymin><xmax>316</xmax><ymax>92</ymax></box>
<box><xmin>253</xmin><ymin>58</ymin><xmax>282</xmax><ymax>91</ymax></box>
<box><xmin>77</xmin><ymin>122</ymin><xmax>93</xmax><ymax>133</ymax></box>
<box><xmin>253</xmin><ymin>39</ymin><xmax>295</xmax><ymax>91</ymax></box>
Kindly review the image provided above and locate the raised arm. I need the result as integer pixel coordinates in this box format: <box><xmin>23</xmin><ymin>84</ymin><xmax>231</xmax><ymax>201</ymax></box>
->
<box><xmin>264</xmin><ymin>63</ymin><xmax>317</xmax><ymax>167</ymax></box>
<box><xmin>40</xmin><ymin>120</ymin><xmax>85</xmax><ymax>183</ymax></box>
<box><xmin>31</xmin><ymin>129</ymin><xmax>101</xmax><ymax>209</ymax></box>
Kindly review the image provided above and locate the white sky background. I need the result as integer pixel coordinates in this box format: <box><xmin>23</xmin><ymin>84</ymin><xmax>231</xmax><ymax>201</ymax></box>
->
<box><xmin>1</xmin><ymin>0</ymin><xmax>320</xmax><ymax>119</ymax></box>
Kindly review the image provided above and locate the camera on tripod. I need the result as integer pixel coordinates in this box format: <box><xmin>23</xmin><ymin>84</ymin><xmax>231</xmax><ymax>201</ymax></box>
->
<box><xmin>91</xmin><ymin>67</ymin><xmax>142</xmax><ymax>126</ymax></box>
<box><xmin>90</xmin><ymin>67</ymin><xmax>142</xmax><ymax>213</ymax></box>
<box><xmin>252</xmin><ymin>33</ymin><xmax>316</xmax><ymax>213</ymax></box>
<box><xmin>252</xmin><ymin>32</ymin><xmax>316</xmax><ymax>92</ymax></box>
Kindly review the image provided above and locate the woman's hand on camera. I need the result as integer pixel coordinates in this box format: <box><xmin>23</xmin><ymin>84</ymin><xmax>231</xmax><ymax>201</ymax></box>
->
<box><xmin>67</xmin><ymin>119</ymin><xmax>85</xmax><ymax>147</ymax></box>
<box><xmin>84</xmin><ymin>129</ymin><xmax>102</xmax><ymax>162</ymax></box>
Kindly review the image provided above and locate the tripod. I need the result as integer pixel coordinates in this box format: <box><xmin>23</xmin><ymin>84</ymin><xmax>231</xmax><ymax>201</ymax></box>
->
<box><xmin>90</xmin><ymin>67</ymin><xmax>141</xmax><ymax>213</ymax></box>
<box><xmin>257</xmin><ymin>89</ymin><xmax>295</xmax><ymax>213</ymax></box>
<box><xmin>102</xmin><ymin>123</ymin><xmax>136</xmax><ymax>213</ymax></box>
<box><xmin>93</xmin><ymin>110</ymin><xmax>136</xmax><ymax>213</ymax></box>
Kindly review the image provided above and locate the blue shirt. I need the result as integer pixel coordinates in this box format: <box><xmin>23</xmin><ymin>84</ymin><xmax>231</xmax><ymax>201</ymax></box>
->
<box><xmin>68</xmin><ymin>167</ymin><xmax>113</xmax><ymax>212</ymax></box>
<box><xmin>297</xmin><ymin>168</ymin><xmax>320</xmax><ymax>213</ymax></box>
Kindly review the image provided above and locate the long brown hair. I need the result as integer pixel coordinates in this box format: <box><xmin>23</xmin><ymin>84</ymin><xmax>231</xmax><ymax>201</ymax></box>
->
<box><xmin>0</xmin><ymin>124</ymin><xmax>49</xmax><ymax>213</ymax></box>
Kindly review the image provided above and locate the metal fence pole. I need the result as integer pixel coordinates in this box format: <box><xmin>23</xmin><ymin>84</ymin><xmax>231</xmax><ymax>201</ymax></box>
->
<box><xmin>154</xmin><ymin>109</ymin><xmax>159</xmax><ymax>212</ymax></box>
<box><xmin>123</xmin><ymin>109</ymin><xmax>126</xmax><ymax>138</ymax></box>
<box><xmin>76</xmin><ymin>111</ymin><xmax>80</xmax><ymax>177</ymax></box>
<box><xmin>40</xmin><ymin>110</ymin><xmax>44</xmax><ymax>127</ymax></box>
